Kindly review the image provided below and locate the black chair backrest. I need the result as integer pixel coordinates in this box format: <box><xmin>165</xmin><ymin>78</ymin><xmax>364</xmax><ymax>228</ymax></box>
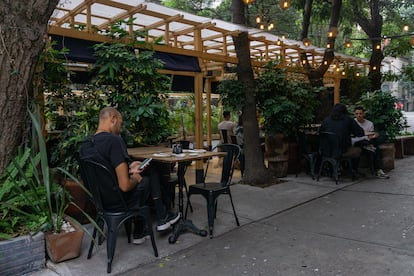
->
<box><xmin>319</xmin><ymin>131</ymin><xmax>342</xmax><ymax>160</ymax></box>
<box><xmin>79</xmin><ymin>159</ymin><xmax>128</xmax><ymax>212</ymax></box>
<box><xmin>220</xmin><ymin>129</ymin><xmax>229</xmax><ymax>144</ymax></box>
<box><xmin>215</xmin><ymin>144</ymin><xmax>241</xmax><ymax>187</ymax></box>
<box><xmin>177</xmin><ymin>140</ymin><xmax>190</xmax><ymax>150</ymax></box>
<box><xmin>230</xmin><ymin>135</ymin><xmax>238</xmax><ymax>145</ymax></box>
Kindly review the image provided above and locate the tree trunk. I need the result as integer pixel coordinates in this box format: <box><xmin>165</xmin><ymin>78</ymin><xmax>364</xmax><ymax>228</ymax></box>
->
<box><xmin>300</xmin><ymin>0</ymin><xmax>342</xmax><ymax>120</ymax></box>
<box><xmin>0</xmin><ymin>0</ymin><xmax>58</xmax><ymax>175</ymax></box>
<box><xmin>231</xmin><ymin>0</ymin><xmax>271</xmax><ymax>184</ymax></box>
<box><xmin>351</xmin><ymin>0</ymin><xmax>384</xmax><ymax>91</ymax></box>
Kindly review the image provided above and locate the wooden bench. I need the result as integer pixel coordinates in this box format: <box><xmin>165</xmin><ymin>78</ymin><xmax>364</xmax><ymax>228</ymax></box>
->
<box><xmin>394</xmin><ymin>135</ymin><xmax>414</xmax><ymax>158</ymax></box>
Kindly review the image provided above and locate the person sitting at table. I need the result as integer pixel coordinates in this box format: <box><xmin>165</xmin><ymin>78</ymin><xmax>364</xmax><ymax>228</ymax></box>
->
<box><xmin>351</xmin><ymin>106</ymin><xmax>389</xmax><ymax>179</ymax></box>
<box><xmin>320</xmin><ymin>103</ymin><xmax>365</xmax><ymax>174</ymax></box>
<box><xmin>79</xmin><ymin>107</ymin><xmax>180</xmax><ymax>244</ymax></box>
<box><xmin>218</xmin><ymin>110</ymin><xmax>236</xmax><ymax>144</ymax></box>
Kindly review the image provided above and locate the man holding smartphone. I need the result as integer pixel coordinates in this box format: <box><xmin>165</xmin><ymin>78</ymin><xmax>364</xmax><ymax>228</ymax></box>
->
<box><xmin>79</xmin><ymin>107</ymin><xmax>180</xmax><ymax>244</ymax></box>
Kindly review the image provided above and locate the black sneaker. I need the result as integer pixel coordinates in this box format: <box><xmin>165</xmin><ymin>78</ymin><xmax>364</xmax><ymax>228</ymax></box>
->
<box><xmin>157</xmin><ymin>212</ymin><xmax>181</xmax><ymax>231</ymax></box>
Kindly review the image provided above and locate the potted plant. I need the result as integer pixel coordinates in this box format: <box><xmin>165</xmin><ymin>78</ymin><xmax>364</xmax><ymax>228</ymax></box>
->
<box><xmin>256</xmin><ymin>61</ymin><xmax>320</xmax><ymax>176</ymax></box>
<box><xmin>0</xmin><ymin>105</ymin><xmax>94</xmax><ymax>270</ymax></box>
<box><xmin>357</xmin><ymin>90</ymin><xmax>406</xmax><ymax>170</ymax></box>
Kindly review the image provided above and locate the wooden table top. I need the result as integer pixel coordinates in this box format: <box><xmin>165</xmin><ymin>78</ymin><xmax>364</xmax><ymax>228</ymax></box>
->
<box><xmin>128</xmin><ymin>147</ymin><xmax>226</xmax><ymax>163</ymax></box>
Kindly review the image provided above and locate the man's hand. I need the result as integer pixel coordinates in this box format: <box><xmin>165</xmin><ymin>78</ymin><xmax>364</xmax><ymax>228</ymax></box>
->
<box><xmin>129</xmin><ymin>161</ymin><xmax>144</xmax><ymax>174</ymax></box>
<box><xmin>129</xmin><ymin>161</ymin><xmax>143</xmax><ymax>183</ymax></box>
<box><xmin>367</xmin><ymin>132</ymin><xmax>379</xmax><ymax>139</ymax></box>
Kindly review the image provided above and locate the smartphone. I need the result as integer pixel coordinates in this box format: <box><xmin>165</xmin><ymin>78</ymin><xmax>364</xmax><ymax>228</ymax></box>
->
<box><xmin>138</xmin><ymin>158</ymin><xmax>152</xmax><ymax>170</ymax></box>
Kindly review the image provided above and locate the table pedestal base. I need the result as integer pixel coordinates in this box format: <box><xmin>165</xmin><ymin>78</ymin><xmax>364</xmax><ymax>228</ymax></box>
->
<box><xmin>168</xmin><ymin>219</ymin><xmax>207</xmax><ymax>244</ymax></box>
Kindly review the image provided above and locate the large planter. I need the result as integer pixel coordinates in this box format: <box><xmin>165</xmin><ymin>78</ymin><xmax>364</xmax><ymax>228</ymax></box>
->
<box><xmin>265</xmin><ymin>134</ymin><xmax>289</xmax><ymax>177</ymax></box>
<box><xmin>0</xmin><ymin>232</ymin><xmax>45</xmax><ymax>275</ymax></box>
<box><xmin>379</xmin><ymin>143</ymin><xmax>395</xmax><ymax>171</ymax></box>
<box><xmin>45</xmin><ymin>219</ymin><xmax>84</xmax><ymax>263</ymax></box>
<box><xmin>63</xmin><ymin>179</ymin><xmax>96</xmax><ymax>224</ymax></box>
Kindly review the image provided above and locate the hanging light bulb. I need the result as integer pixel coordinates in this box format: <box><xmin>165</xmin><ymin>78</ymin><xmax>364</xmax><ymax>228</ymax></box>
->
<box><xmin>326</xmin><ymin>43</ymin><xmax>332</xmax><ymax>48</ymax></box>
<box><xmin>356</xmin><ymin>72</ymin><xmax>360</xmax><ymax>77</ymax></box>
<box><xmin>260</xmin><ymin>24</ymin><xmax>265</xmax><ymax>30</ymax></box>
<box><xmin>256</xmin><ymin>16</ymin><xmax>261</xmax><ymax>24</ymax></box>
<box><xmin>302</xmin><ymin>38</ymin><xmax>311</xmax><ymax>47</ymax></box>
<box><xmin>242</xmin><ymin>0</ymin><xmax>255</xmax><ymax>4</ymax></box>
<box><xmin>281</xmin><ymin>35</ymin><xmax>286</xmax><ymax>40</ymax></box>
<box><xmin>403</xmin><ymin>25</ymin><xmax>409</xmax><ymax>32</ymax></box>
<box><xmin>279</xmin><ymin>0</ymin><xmax>291</xmax><ymax>10</ymax></box>
<box><xmin>327</xmin><ymin>27</ymin><xmax>338</xmax><ymax>38</ymax></box>
<box><xmin>268</xmin><ymin>23</ymin><xmax>274</xmax><ymax>30</ymax></box>
<box><xmin>375</xmin><ymin>44</ymin><xmax>381</xmax><ymax>50</ymax></box>
<box><xmin>345</xmin><ymin>40</ymin><xmax>352</xmax><ymax>48</ymax></box>
<box><xmin>276</xmin><ymin>39</ymin><xmax>282</xmax><ymax>46</ymax></box>
<box><xmin>372</xmin><ymin>66</ymin><xmax>377</xmax><ymax>70</ymax></box>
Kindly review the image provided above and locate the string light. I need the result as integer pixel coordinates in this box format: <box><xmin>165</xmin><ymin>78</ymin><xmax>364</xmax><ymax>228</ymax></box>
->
<box><xmin>356</xmin><ymin>72</ymin><xmax>360</xmax><ymax>77</ymax></box>
<box><xmin>345</xmin><ymin>40</ymin><xmax>352</xmax><ymax>48</ymax></box>
<box><xmin>279</xmin><ymin>0</ymin><xmax>291</xmax><ymax>10</ymax></box>
<box><xmin>403</xmin><ymin>25</ymin><xmax>409</xmax><ymax>32</ymax></box>
<box><xmin>302</xmin><ymin>38</ymin><xmax>311</xmax><ymax>47</ymax></box>
<box><xmin>375</xmin><ymin>44</ymin><xmax>381</xmax><ymax>50</ymax></box>
<box><xmin>255</xmin><ymin>15</ymin><xmax>274</xmax><ymax>31</ymax></box>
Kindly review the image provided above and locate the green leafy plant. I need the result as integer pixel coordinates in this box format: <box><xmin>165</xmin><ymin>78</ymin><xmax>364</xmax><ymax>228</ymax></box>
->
<box><xmin>0</xmin><ymin>105</ymin><xmax>94</xmax><ymax>240</ymax></box>
<box><xmin>256</xmin><ymin>61</ymin><xmax>320</xmax><ymax>139</ymax></box>
<box><xmin>357</xmin><ymin>90</ymin><xmax>406</xmax><ymax>141</ymax></box>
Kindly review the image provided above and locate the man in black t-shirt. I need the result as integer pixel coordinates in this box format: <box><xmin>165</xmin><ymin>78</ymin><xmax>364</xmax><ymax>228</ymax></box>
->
<box><xmin>79</xmin><ymin>107</ymin><xmax>179</xmax><ymax>244</ymax></box>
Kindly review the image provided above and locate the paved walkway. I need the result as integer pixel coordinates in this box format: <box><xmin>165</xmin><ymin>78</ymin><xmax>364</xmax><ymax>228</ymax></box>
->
<box><xmin>33</xmin><ymin>156</ymin><xmax>414</xmax><ymax>275</ymax></box>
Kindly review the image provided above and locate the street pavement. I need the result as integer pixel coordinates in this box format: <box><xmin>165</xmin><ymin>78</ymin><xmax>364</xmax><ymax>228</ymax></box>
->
<box><xmin>33</xmin><ymin>154</ymin><xmax>414</xmax><ymax>276</ymax></box>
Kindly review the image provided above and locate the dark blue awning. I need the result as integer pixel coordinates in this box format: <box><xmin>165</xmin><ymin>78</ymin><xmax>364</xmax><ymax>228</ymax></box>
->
<box><xmin>51</xmin><ymin>35</ymin><xmax>201</xmax><ymax>72</ymax></box>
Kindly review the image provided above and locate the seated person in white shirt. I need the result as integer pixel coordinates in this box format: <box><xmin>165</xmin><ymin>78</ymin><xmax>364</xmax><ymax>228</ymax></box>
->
<box><xmin>218</xmin><ymin>111</ymin><xmax>236</xmax><ymax>144</ymax></box>
<box><xmin>351</xmin><ymin>106</ymin><xmax>389</xmax><ymax>179</ymax></box>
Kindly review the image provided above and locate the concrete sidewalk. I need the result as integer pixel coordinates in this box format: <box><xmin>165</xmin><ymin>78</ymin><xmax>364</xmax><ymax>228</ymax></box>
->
<box><xmin>33</xmin><ymin>156</ymin><xmax>414</xmax><ymax>275</ymax></box>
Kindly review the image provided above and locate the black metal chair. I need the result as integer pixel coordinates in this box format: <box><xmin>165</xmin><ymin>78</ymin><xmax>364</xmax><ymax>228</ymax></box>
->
<box><xmin>220</xmin><ymin>129</ymin><xmax>229</xmax><ymax>144</ymax></box>
<box><xmin>184</xmin><ymin>144</ymin><xmax>241</xmax><ymax>238</ymax></box>
<box><xmin>79</xmin><ymin>159</ymin><xmax>158</xmax><ymax>273</ymax></box>
<box><xmin>316</xmin><ymin>131</ymin><xmax>356</xmax><ymax>184</ymax></box>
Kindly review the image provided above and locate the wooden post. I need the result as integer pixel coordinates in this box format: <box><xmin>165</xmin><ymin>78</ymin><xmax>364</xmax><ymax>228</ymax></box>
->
<box><xmin>205</xmin><ymin>78</ymin><xmax>212</xmax><ymax>150</ymax></box>
<box><xmin>334</xmin><ymin>75</ymin><xmax>341</xmax><ymax>104</ymax></box>
<box><xmin>194</xmin><ymin>72</ymin><xmax>204</xmax><ymax>182</ymax></box>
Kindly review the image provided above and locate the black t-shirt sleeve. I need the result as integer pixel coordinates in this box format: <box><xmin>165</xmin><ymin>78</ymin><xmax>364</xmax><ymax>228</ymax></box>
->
<box><xmin>108</xmin><ymin>135</ymin><xmax>131</xmax><ymax>169</ymax></box>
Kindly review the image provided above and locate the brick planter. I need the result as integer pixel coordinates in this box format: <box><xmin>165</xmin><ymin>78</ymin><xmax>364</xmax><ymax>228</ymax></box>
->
<box><xmin>0</xmin><ymin>232</ymin><xmax>45</xmax><ymax>275</ymax></box>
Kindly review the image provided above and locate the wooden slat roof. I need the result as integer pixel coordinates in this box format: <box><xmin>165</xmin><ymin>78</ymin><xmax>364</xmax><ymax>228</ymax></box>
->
<box><xmin>48</xmin><ymin>0</ymin><xmax>369</xmax><ymax>79</ymax></box>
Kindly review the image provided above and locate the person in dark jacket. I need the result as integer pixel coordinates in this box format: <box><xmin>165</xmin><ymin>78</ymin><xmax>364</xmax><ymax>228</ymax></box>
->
<box><xmin>320</xmin><ymin>103</ymin><xmax>365</xmax><ymax>171</ymax></box>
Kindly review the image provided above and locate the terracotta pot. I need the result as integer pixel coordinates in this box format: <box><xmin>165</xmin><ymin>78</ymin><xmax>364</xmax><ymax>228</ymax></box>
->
<box><xmin>45</xmin><ymin>219</ymin><xmax>84</xmax><ymax>263</ymax></box>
